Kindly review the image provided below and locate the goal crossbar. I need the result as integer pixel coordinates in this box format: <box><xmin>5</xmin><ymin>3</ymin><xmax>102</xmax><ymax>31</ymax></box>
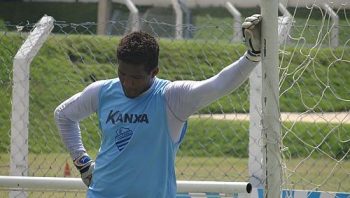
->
<box><xmin>0</xmin><ymin>176</ymin><xmax>252</xmax><ymax>194</ymax></box>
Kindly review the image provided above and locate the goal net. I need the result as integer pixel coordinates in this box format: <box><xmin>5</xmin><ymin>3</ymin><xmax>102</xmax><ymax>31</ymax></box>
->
<box><xmin>278</xmin><ymin>2</ymin><xmax>350</xmax><ymax>196</ymax></box>
<box><xmin>0</xmin><ymin>1</ymin><xmax>349</xmax><ymax>198</ymax></box>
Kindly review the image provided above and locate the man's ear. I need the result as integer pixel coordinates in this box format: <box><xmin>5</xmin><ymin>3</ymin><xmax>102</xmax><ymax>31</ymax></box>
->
<box><xmin>151</xmin><ymin>67</ymin><xmax>159</xmax><ymax>78</ymax></box>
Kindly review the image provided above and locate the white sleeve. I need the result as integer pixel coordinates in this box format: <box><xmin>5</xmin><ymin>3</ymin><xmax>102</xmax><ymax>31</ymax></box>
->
<box><xmin>54</xmin><ymin>80</ymin><xmax>106</xmax><ymax>160</ymax></box>
<box><xmin>165</xmin><ymin>55</ymin><xmax>258</xmax><ymax>141</ymax></box>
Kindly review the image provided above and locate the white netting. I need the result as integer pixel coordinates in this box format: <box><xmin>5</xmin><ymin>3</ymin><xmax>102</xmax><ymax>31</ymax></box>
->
<box><xmin>279</xmin><ymin>2</ymin><xmax>350</xmax><ymax>193</ymax></box>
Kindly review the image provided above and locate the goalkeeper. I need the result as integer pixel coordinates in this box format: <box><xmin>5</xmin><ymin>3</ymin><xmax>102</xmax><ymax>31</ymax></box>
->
<box><xmin>54</xmin><ymin>14</ymin><xmax>262</xmax><ymax>198</ymax></box>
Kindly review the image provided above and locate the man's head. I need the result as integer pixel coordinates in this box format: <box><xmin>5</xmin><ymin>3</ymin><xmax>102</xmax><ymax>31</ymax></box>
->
<box><xmin>116</xmin><ymin>31</ymin><xmax>159</xmax><ymax>98</ymax></box>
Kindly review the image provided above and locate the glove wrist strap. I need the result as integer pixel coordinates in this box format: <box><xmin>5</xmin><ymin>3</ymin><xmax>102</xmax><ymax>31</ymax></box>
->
<box><xmin>74</xmin><ymin>154</ymin><xmax>92</xmax><ymax>173</ymax></box>
<box><xmin>245</xmin><ymin>50</ymin><xmax>261</xmax><ymax>62</ymax></box>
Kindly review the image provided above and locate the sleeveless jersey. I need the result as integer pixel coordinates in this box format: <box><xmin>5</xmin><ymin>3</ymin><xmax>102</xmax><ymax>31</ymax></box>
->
<box><xmin>87</xmin><ymin>77</ymin><xmax>187</xmax><ymax>198</ymax></box>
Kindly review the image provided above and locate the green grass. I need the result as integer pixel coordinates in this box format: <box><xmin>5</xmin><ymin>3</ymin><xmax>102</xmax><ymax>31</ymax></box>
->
<box><xmin>0</xmin><ymin>33</ymin><xmax>349</xmax><ymax>157</ymax></box>
<box><xmin>0</xmin><ymin>154</ymin><xmax>349</xmax><ymax>193</ymax></box>
<box><xmin>182</xmin><ymin>119</ymin><xmax>350</xmax><ymax>160</ymax></box>
<box><xmin>1</xmin><ymin>114</ymin><xmax>349</xmax><ymax>159</ymax></box>
<box><xmin>2</xmin><ymin>33</ymin><xmax>348</xmax><ymax>114</ymax></box>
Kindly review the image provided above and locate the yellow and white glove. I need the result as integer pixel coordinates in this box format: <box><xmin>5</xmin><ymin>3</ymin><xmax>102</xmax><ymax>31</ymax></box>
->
<box><xmin>242</xmin><ymin>14</ymin><xmax>262</xmax><ymax>62</ymax></box>
<box><xmin>74</xmin><ymin>153</ymin><xmax>95</xmax><ymax>187</ymax></box>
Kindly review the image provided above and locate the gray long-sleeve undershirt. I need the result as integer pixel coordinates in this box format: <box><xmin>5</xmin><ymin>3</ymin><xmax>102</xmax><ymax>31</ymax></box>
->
<box><xmin>54</xmin><ymin>55</ymin><xmax>258</xmax><ymax>159</ymax></box>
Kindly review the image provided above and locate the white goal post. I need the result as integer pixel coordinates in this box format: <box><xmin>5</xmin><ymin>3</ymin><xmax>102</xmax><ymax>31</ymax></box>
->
<box><xmin>260</xmin><ymin>0</ymin><xmax>281</xmax><ymax>198</ymax></box>
<box><xmin>0</xmin><ymin>176</ymin><xmax>252</xmax><ymax>194</ymax></box>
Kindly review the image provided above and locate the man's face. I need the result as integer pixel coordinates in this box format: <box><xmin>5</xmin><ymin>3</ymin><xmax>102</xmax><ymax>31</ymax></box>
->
<box><xmin>118</xmin><ymin>61</ymin><xmax>158</xmax><ymax>98</ymax></box>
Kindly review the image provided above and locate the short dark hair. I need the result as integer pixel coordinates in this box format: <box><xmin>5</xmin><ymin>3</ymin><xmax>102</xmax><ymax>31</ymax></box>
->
<box><xmin>117</xmin><ymin>31</ymin><xmax>159</xmax><ymax>73</ymax></box>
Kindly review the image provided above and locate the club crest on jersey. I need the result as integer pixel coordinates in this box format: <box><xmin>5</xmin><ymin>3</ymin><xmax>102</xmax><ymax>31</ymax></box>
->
<box><xmin>115</xmin><ymin>127</ymin><xmax>133</xmax><ymax>151</ymax></box>
<box><xmin>106</xmin><ymin>110</ymin><xmax>149</xmax><ymax>124</ymax></box>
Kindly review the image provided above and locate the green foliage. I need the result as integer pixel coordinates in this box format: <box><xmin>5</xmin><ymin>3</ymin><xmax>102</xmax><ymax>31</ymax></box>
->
<box><xmin>181</xmin><ymin>119</ymin><xmax>249</xmax><ymax>157</ymax></box>
<box><xmin>279</xmin><ymin>46</ymin><xmax>350</xmax><ymax>112</ymax></box>
<box><xmin>288</xmin><ymin>17</ymin><xmax>350</xmax><ymax>47</ymax></box>
<box><xmin>0</xmin><ymin>19</ymin><xmax>7</xmax><ymax>31</ymax></box>
<box><xmin>0</xmin><ymin>33</ymin><xmax>349</xmax><ymax>159</ymax></box>
<box><xmin>192</xmin><ymin>16</ymin><xmax>235</xmax><ymax>41</ymax></box>
<box><xmin>282</xmin><ymin>122</ymin><xmax>350</xmax><ymax>159</ymax></box>
<box><xmin>0</xmin><ymin>33</ymin><xmax>24</xmax><ymax>83</ymax></box>
<box><xmin>0</xmin><ymin>33</ymin><xmax>24</xmax><ymax>153</ymax></box>
<box><xmin>180</xmin><ymin>119</ymin><xmax>350</xmax><ymax>160</ymax></box>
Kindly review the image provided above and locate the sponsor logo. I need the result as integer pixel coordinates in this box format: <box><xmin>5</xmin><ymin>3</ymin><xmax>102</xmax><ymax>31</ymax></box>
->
<box><xmin>106</xmin><ymin>110</ymin><xmax>149</xmax><ymax>124</ymax></box>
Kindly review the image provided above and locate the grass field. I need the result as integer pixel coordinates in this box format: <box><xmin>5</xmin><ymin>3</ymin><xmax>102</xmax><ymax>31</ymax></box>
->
<box><xmin>1</xmin><ymin>117</ymin><xmax>349</xmax><ymax>159</ymax></box>
<box><xmin>0</xmin><ymin>154</ymin><xmax>349</xmax><ymax>194</ymax></box>
<box><xmin>1</xmin><ymin>32</ymin><xmax>349</xmax><ymax>114</ymax></box>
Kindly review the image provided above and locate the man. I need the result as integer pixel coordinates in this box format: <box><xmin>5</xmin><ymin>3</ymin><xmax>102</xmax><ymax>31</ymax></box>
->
<box><xmin>54</xmin><ymin>14</ymin><xmax>262</xmax><ymax>198</ymax></box>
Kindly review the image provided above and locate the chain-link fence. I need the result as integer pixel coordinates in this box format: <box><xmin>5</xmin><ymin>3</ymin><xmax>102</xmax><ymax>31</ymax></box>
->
<box><xmin>0</xmin><ymin>3</ymin><xmax>349</xmax><ymax>198</ymax></box>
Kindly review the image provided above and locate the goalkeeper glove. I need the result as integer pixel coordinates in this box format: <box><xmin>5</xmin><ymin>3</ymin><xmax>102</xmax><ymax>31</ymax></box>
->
<box><xmin>74</xmin><ymin>153</ymin><xmax>95</xmax><ymax>187</ymax></box>
<box><xmin>242</xmin><ymin>14</ymin><xmax>262</xmax><ymax>62</ymax></box>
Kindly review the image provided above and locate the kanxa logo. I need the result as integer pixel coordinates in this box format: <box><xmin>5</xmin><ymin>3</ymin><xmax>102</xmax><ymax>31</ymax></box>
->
<box><xmin>105</xmin><ymin>110</ymin><xmax>149</xmax><ymax>124</ymax></box>
<box><xmin>115</xmin><ymin>127</ymin><xmax>133</xmax><ymax>151</ymax></box>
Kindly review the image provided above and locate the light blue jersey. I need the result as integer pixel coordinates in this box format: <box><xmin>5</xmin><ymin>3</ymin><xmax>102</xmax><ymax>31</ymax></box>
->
<box><xmin>54</xmin><ymin>56</ymin><xmax>257</xmax><ymax>197</ymax></box>
<box><xmin>88</xmin><ymin>77</ymin><xmax>187</xmax><ymax>198</ymax></box>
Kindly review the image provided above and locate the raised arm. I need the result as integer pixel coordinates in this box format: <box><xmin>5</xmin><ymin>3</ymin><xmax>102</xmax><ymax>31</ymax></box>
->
<box><xmin>164</xmin><ymin>14</ymin><xmax>262</xmax><ymax>142</ymax></box>
<box><xmin>165</xmin><ymin>54</ymin><xmax>258</xmax><ymax>122</ymax></box>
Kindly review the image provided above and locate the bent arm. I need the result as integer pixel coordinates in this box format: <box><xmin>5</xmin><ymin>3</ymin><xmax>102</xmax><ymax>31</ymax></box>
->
<box><xmin>54</xmin><ymin>80</ymin><xmax>105</xmax><ymax>159</ymax></box>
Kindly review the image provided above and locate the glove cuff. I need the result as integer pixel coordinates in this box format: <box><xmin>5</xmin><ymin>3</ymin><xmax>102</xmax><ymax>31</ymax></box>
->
<box><xmin>245</xmin><ymin>50</ymin><xmax>261</xmax><ymax>62</ymax></box>
<box><xmin>73</xmin><ymin>153</ymin><xmax>92</xmax><ymax>173</ymax></box>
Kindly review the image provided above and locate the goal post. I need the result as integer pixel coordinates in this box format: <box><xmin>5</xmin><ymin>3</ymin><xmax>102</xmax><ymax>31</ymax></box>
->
<box><xmin>249</xmin><ymin>0</ymin><xmax>282</xmax><ymax>197</ymax></box>
<box><xmin>260</xmin><ymin>0</ymin><xmax>282</xmax><ymax>197</ymax></box>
